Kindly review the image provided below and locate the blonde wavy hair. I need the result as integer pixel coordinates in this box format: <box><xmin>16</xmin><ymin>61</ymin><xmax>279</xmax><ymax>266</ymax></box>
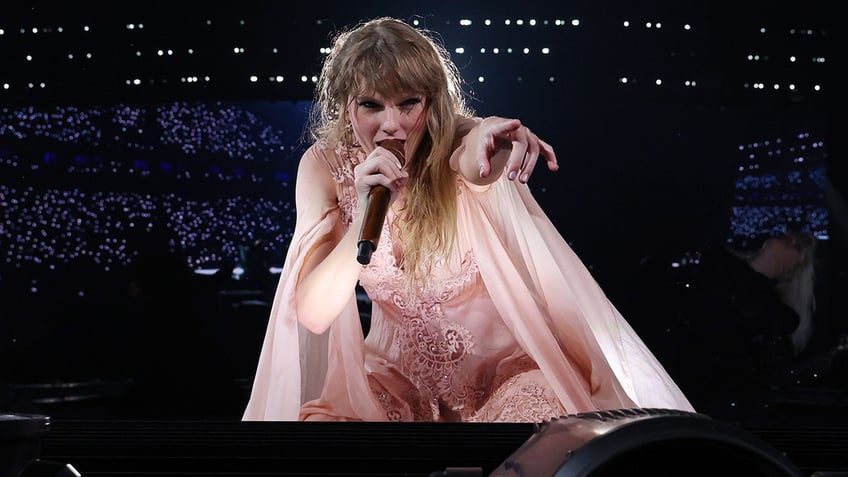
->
<box><xmin>775</xmin><ymin>231</ymin><xmax>817</xmax><ymax>355</ymax></box>
<box><xmin>308</xmin><ymin>17</ymin><xmax>474</xmax><ymax>288</ymax></box>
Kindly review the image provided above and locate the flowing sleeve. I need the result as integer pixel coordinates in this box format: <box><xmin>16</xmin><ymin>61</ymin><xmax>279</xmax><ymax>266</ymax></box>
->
<box><xmin>241</xmin><ymin>145</ymin><xmax>373</xmax><ymax>421</ymax></box>
<box><xmin>456</xmin><ymin>176</ymin><xmax>695</xmax><ymax>413</ymax></box>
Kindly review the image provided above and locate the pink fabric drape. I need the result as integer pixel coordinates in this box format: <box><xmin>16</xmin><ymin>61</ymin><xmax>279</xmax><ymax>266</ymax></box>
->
<box><xmin>243</xmin><ymin>146</ymin><xmax>693</xmax><ymax>421</ymax></box>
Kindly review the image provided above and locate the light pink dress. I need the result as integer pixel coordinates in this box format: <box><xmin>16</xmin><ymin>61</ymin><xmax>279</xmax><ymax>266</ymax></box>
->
<box><xmin>242</xmin><ymin>142</ymin><xmax>694</xmax><ymax>422</ymax></box>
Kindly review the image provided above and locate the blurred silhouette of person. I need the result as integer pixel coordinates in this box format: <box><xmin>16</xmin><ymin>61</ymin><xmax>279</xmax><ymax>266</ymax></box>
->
<box><xmin>652</xmin><ymin>228</ymin><xmax>821</xmax><ymax>421</ymax></box>
<box><xmin>733</xmin><ymin>229</ymin><xmax>818</xmax><ymax>355</ymax></box>
<box><xmin>117</xmin><ymin>228</ymin><xmax>245</xmax><ymax>418</ymax></box>
<box><xmin>241</xmin><ymin>238</ymin><xmax>275</xmax><ymax>299</ymax></box>
<box><xmin>215</xmin><ymin>259</ymin><xmax>236</xmax><ymax>282</ymax></box>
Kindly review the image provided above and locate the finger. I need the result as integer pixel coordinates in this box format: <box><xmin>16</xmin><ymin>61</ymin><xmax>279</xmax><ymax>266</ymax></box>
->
<box><xmin>516</xmin><ymin>131</ymin><xmax>541</xmax><ymax>182</ymax></box>
<box><xmin>357</xmin><ymin>171</ymin><xmax>403</xmax><ymax>194</ymax></box>
<box><xmin>503</xmin><ymin>126</ymin><xmax>533</xmax><ymax>181</ymax></box>
<box><xmin>478</xmin><ymin>118</ymin><xmax>522</xmax><ymax>178</ymax></box>
<box><xmin>519</xmin><ymin>150</ymin><xmax>539</xmax><ymax>183</ymax></box>
<box><xmin>354</xmin><ymin>158</ymin><xmax>398</xmax><ymax>191</ymax></box>
<box><xmin>377</xmin><ymin>145</ymin><xmax>405</xmax><ymax>169</ymax></box>
<box><xmin>368</xmin><ymin>151</ymin><xmax>407</xmax><ymax>180</ymax></box>
<box><xmin>504</xmin><ymin>140</ymin><xmax>528</xmax><ymax>181</ymax></box>
<box><xmin>489</xmin><ymin>117</ymin><xmax>522</xmax><ymax>140</ymax></box>
<box><xmin>538</xmin><ymin>138</ymin><xmax>559</xmax><ymax>171</ymax></box>
<box><xmin>476</xmin><ymin>130</ymin><xmax>501</xmax><ymax>178</ymax></box>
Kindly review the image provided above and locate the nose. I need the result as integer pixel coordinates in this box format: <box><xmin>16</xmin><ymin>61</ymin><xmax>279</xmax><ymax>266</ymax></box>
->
<box><xmin>381</xmin><ymin>107</ymin><xmax>401</xmax><ymax>135</ymax></box>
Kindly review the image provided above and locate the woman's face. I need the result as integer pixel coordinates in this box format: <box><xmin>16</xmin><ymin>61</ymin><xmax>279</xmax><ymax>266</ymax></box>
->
<box><xmin>347</xmin><ymin>91</ymin><xmax>427</xmax><ymax>155</ymax></box>
<box><xmin>764</xmin><ymin>235</ymin><xmax>803</xmax><ymax>277</ymax></box>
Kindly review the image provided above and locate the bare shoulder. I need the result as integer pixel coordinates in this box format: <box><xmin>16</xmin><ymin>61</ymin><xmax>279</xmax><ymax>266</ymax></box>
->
<box><xmin>295</xmin><ymin>143</ymin><xmax>343</xmax><ymax>202</ymax></box>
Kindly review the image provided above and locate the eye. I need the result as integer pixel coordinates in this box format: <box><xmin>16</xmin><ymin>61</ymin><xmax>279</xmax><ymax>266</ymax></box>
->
<box><xmin>357</xmin><ymin>100</ymin><xmax>380</xmax><ymax>109</ymax></box>
<box><xmin>399</xmin><ymin>97</ymin><xmax>422</xmax><ymax>113</ymax></box>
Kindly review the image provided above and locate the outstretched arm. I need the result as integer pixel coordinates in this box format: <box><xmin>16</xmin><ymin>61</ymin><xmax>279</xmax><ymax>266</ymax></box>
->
<box><xmin>455</xmin><ymin>116</ymin><xmax>558</xmax><ymax>187</ymax></box>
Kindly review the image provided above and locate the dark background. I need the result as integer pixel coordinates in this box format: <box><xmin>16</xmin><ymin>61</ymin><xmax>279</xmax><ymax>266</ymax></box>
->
<box><xmin>0</xmin><ymin>0</ymin><xmax>845</xmax><ymax>427</ymax></box>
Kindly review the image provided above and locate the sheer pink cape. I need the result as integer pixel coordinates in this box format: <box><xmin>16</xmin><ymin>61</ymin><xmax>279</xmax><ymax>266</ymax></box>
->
<box><xmin>243</xmin><ymin>151</ymin><xmax>694</xmax><ymax>421</ymax></box>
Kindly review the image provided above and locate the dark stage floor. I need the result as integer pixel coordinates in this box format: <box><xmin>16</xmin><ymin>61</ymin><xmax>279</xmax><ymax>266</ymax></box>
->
<box><xmin>4</xmin><ymin>403</ymin><xmax>848</xmax><ymax>477</ymax></box>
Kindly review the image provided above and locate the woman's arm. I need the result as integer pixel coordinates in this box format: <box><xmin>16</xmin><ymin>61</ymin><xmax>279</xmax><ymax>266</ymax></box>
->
<box><xmin>291</xmin><ymin>152</ymin><xmax>363</xmax><ymax>334</ymax></box>
<box><xmin>454</xmin><ymin>116</ymin><xmax>558</xmax><ymax>187</ymax></box>
<box><xmin>295</xmin><ymin>145</ymin><xmax>407</xmax><ymax>334</ymax></box>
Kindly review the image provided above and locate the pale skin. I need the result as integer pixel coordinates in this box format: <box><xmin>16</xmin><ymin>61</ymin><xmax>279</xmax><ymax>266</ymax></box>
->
<box><xmin>747</xmin><ymin>234</ymin><xmax>803</xmax><ymax>280</ymax></box>
<box><xmin>297</xmin><ymin>91</ymin><xmax>558</xmax><ymax>334</ymax></box>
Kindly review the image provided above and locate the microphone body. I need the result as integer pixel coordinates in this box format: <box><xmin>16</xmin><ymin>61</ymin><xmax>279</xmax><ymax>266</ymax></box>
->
<box><xmin>357</xmin><ymin>140</ymin><xmax>406</xmax><ymax>265</ymax></box>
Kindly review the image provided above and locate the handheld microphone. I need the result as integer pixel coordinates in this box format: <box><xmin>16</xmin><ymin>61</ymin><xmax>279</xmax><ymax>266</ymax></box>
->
<box><xmin>356</xmin><ymin>139</ymin><xmax>405</xmax><ymax>265</ymax></box>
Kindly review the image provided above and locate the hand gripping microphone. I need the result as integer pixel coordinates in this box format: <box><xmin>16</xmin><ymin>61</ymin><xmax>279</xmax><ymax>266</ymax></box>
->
<box><xmin>356</xmin><ymin>139</ymin><xmax>406</xmax><ymax>265</ymax></box>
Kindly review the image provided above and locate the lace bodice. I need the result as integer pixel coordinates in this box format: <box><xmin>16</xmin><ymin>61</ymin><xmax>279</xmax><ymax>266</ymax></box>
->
<box><xmin>357</xmin><ymin>212</ymin><xmax>487</xmax><ymax>419</ymax></box>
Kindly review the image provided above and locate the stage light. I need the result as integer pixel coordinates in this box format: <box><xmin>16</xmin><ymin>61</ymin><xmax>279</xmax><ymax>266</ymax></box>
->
<box><xmin>490</xmin><ymin>408</ymin><xmax>803</xmax><ymax>477</ymax></box>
